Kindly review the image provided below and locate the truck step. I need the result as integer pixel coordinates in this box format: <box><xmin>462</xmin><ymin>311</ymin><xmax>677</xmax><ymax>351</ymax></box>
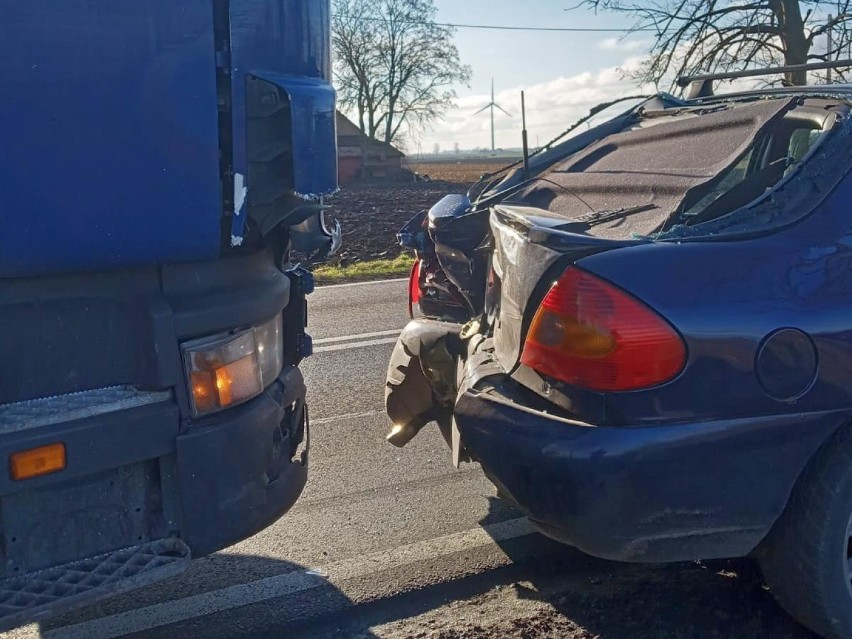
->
<box><xmin>0</xmin><ymin>386</ymin><xmax>171</xmax><ymax>434</ymax></box>
<box><xmin>0</xmin><ymin>538</ymin><xmax>190</xmax><ymax>632</ymax></box>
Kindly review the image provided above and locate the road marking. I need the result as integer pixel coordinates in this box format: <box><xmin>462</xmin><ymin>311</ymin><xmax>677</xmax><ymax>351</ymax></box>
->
<box><xmin>47</xmin><ymin>518</ymin><xmax>535</xmax><ymax>639</ymax></box>
<box><xmin>312</xmin><ymin>410</ymin><xmax>385</xmax><ymax>425</ymax></box>
<box><xmin>293</xmin><ymin>468</ymin><xmax>483</xmax><ymax>515</ymax></box>
<box><xmin>317</xmin><ymin>277</ymin><xmax>408</xmax><ymax>290</ymax></box>
<box><xmin>314</xmin><ymin>337</ymin><xmax>398</xmax><ymax>354</ymax></box>
<box><xmin>314</xmin><ymin>329</ymin><xmax>401</xmax><ymax>345</ymax></box>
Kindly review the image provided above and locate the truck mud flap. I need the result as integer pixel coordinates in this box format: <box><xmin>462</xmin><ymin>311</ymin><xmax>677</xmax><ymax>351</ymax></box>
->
<box><xmin>385</xmin><ymin>320</ymin><xmax>463</xmax><ymax>448</ymax></box>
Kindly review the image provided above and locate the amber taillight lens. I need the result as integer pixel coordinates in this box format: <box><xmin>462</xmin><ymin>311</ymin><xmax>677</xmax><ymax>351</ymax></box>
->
<box><xmin>521</xmin><ymin>268</ymin><xmax>686</xmax><ymax>392</ymax></box>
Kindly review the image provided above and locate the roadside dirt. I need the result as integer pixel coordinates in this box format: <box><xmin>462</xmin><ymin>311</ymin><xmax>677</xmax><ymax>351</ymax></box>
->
<box><xmin>323</xmin><ymin>162</ymin><xmax>508</xmax><ymax>265</ymax></box>
<box><xmin>369</xmin><ymin>556</ymin><xmax>816</xmax><ymax>639</ymax></box>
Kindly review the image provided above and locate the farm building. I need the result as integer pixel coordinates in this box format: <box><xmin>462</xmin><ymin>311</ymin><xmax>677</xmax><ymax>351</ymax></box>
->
<box><xmin>336</xmin><ymin>112</ymin><xmax>408</xmax><ymax>184</ymax></box>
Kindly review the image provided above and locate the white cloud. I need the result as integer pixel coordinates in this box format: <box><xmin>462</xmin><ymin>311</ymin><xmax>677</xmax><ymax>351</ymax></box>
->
<box><xmin>597</xmin><ymin>37</ymin><xmax>650</xmax><ymax>52</ymax></box>
<box><xmin>415</xmin><ymin>55</ymin><xmax>657</xmax><ymax>152</ymax></box>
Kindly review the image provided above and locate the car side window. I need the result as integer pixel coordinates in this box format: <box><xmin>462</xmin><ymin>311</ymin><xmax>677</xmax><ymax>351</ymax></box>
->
<box><xmin>681</xmin><ymin>122</ymin><xmax>823</xmax><ymax>223</ymax></box>
<box><xmin>681</xmin><ymin>149</ymin><xmax>755</xmax><ymax>217</ymax></box>
<box><xmin>786</xmin><ymin>128</ymin><xmax>822</xmax><ymax>175</ymax></box>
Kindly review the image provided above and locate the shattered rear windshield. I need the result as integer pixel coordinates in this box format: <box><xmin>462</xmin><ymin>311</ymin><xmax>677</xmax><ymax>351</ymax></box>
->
<box><xmin>505</xmin><ymin>96</ymin><xmax>850</xmax><ymax>240</ymax></box>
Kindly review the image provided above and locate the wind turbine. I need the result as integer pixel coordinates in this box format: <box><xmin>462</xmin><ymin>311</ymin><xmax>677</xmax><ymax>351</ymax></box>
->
<box><xmin>473</xmin><ymin>79</ymin><xmax>511</xmax><ymax>152</ymax></box>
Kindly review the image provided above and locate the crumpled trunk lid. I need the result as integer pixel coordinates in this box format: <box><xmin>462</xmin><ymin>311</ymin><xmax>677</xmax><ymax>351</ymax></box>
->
<box><xmin>488</xmin><ymin>204</ymin><xmax>638</xmax><ymax>373</ymax></box>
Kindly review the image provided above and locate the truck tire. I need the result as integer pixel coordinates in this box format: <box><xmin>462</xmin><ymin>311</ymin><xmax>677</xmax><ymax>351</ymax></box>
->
<box><xmin>758</xmin><ymin>426</ymin><xmax>852</xmax><ymax>639</ymax></box>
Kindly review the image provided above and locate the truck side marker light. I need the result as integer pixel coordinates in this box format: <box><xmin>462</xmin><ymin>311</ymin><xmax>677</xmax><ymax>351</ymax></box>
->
<box><xmin>10</xmin><ymin>443</ymin><xmax>66</xmax><ymax>481</ymax></box>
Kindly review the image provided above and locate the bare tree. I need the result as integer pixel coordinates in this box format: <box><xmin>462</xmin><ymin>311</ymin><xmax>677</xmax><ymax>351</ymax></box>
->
<box><xmin>333</xmin><ymin>0</ymin><xmax>471</xmax><ymax>144</ymax></box>
<box><xmin>333</xmin><ymin>0</ymin><xmax>385</xmax><ymax>137</ymax></box>
<box><xmin>581</xmin><ymin>0</ymin><xmax>852</xmax><ymax>86</ymax></box>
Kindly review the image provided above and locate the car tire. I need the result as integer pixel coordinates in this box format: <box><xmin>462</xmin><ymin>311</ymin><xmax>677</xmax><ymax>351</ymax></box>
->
<box><xmin>758</xmin><ymin>425</ymin><xmax>852</xmax><ymax>639</ymax></box>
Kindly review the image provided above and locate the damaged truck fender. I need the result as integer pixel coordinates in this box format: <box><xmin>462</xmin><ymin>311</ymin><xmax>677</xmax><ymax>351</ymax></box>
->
<box><xmin>385</xmin><ymin>320</ymin><xmax>463</xmax><ymax>448</ymax></box>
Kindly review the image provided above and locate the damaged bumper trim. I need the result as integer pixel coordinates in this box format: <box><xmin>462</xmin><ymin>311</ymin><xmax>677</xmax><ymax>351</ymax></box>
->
<box><xmin>454</xmin><ymin>375</ymin><xmax>846</xmax><ymax>563</ymax></box>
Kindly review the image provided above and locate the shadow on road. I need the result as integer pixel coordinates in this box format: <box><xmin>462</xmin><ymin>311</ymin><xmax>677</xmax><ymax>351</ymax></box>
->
<box><xmin>38</xmin><ymin>553</ymin><xmax>381</xmax><ymax>639</ymax></box>
<box><xmin>41</xmin><ymin>497</ymin><xmax>818</xmax><ymax>638</ymax></box>
<box><xmin>477</xmin><ymin>497</ymin><xmax>818</xmax><ymax>639</ymax></box>
<box><xmin>267</xmin><ymin>496</ymin><xmax>818</xmax><ymax>638</ymax></box>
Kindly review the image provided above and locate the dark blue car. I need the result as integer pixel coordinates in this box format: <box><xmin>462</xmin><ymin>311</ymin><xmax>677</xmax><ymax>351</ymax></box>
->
<box><xmin>386</xmin><ymin>64</ymin><xmax>852</xmax><ymax>638</ymax></box>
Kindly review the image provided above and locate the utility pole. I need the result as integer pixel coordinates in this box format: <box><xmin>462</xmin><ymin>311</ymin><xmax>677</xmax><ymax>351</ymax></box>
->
<box><xmin>828</xmin><ymin>15</ymin><xmax>834</xmax><ymax>83</ymax></box>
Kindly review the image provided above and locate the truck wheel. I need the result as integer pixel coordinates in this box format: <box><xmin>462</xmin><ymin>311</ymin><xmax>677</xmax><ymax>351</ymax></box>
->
<box><xmin>758</xmin><ymin>426</ymin><xmax>852</xmax><ymax>639</ymax></box>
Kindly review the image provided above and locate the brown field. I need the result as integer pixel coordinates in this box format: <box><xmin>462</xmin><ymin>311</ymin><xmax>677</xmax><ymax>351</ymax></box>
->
<box><xmin>408</xmin><ymin>160</ymin><xmax>516</xmax><ymax>186</ymax></box>
<box><xmin>318</xmin><ymin>162</ymin><xmax>520</xmax><ymax>272</ymax></box>
<box><xmin>324</xmin><ymin>182</ymin><xmax>456</xmax><ymax>265</ymax></box>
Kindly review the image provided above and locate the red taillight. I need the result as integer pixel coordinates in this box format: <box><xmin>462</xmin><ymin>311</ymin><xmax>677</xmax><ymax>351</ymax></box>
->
<box><xmin>408</xmin><ymin>258</ymin><xmax>423</xmax><ymax>318</ymax></box>
<box><xmin>521</xmin><ymin>268</ymin><xmax>686</xmax><ymax>392</ymax></box>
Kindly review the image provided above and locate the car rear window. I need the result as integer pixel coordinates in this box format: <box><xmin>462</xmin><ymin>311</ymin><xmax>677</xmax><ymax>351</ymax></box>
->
<box><xmin>507</xmin><ymin>96</ymin><xmax>850</xmax><ymax>241</ymax></box>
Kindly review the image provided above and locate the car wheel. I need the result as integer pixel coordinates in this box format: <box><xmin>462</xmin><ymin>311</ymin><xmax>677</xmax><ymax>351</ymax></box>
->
<box><xmin>758</xmin><ymin>426</ymin><xmax>852</xmax><ymax>639</ymax></box>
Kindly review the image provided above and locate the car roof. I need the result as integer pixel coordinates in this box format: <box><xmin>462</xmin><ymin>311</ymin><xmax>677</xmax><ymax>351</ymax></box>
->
<box><xmin>686</xmin><ymin>84</ymin><xmax>852</xmax><ymax>105</ymax></box>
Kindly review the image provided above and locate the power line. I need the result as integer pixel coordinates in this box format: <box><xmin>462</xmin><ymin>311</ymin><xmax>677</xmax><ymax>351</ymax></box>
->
<box><xmin>414</xmin><ymin>21</ymin><xmax>654</xmax><ymax>32</ymax></box>
<box><xmin>332</xmin><ymin>15</ymin><xmax>656</xmax><ymax>33</ymax></box>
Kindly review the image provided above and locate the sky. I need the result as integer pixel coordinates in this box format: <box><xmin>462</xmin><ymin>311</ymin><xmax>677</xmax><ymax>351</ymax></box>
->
<box><xmin>411</xmin><ymin>0</ymin><xmax>654</xmax><ymax>152</ymax></box>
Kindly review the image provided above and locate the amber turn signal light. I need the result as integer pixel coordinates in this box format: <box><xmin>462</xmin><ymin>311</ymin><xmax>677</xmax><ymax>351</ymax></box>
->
<box><xmin>10</xmin><ymin>443</ymin><xmax>67</xmax><ymax>481</ymax></box>
<box><xmin>183</xmin><ymin>316</ymin><xmax>283</xmax><ymax>418</ymax></box>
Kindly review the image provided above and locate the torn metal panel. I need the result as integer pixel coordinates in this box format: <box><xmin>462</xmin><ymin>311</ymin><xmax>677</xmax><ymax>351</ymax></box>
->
<box><xmin>398</xmin><ymin>210</ymin><xmax>430</xmax><ymax>252</ymax></box>
<box><xmin>288</xmin><ymin>210</ymin><xmax>342</xmax><ymax>260</ymax></box>
<box><xmin>385</xmin><ymin>320</ymin><xmax>463</xmax><ymax>447</ymax></box>
<box><xmin>427</xmin><ymin>195</ymin><xmax>492</xmax><ymax>313</ymax></box>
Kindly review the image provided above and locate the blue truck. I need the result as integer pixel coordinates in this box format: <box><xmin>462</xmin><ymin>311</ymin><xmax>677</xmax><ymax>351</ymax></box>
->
<box><xmin>0</xmin><ymin>0</ymin><xmax>338</xmax><ymax>629</ymax></box>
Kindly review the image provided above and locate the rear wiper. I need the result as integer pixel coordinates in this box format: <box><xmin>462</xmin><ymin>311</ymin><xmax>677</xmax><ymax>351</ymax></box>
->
<box><xmin>569</xmin><ymin>203</ymin><xmax>659</xmax><ymax>226</ymax></box>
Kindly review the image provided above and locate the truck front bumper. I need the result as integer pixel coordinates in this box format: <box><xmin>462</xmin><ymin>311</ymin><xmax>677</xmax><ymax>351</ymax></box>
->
<box><xmin>177</xmin><ymin>365</ymin><xmax>309</xmax><ymax>557</ymax></box>
<box><xmin>0</xmin><ymin>366</ymin><xmax>308</xmax><ymax>630</ymax></box>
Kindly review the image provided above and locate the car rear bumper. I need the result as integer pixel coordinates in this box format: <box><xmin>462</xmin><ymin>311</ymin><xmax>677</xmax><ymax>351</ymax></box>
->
<box><xmin>456</xmin><ymin>377</ymin><xmax>844</xmax><ymax>562</ymax></box>
<box><xmin>386</xmin><ymin>318</ymin><xmax>848</xmax><ymax>563</ymax></box>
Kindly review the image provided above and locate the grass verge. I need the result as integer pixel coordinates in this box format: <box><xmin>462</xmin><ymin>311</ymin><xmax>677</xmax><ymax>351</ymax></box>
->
<box><xmin>313</xmin><ymin>253</ymin><xmax>414</xmax><ymax>285</ymax></box>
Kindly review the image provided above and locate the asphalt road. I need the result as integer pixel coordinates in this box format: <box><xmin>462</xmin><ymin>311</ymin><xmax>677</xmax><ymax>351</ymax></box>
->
<box><xmin>8</xmin><ymin>279</ymin><xmax>818</xmax><ymax>639</ymax></box>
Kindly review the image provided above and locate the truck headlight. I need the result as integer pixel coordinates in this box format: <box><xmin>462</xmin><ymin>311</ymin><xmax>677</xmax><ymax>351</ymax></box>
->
<box><xmin>183</xmin><ymin>315</ymin><xmax>284</xmax><ymax>417</ymax></box>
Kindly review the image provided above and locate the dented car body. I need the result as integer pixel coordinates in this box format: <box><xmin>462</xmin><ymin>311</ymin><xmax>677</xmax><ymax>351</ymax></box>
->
<box><xmin>387</xmin><ymin>75</ymin><xmax>852</xmax><ymax>638</ymax></box>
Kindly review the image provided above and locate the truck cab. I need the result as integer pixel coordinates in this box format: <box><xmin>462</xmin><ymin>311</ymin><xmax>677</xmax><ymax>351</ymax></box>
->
<box><xmin>0</xmin><ymin>0</ymin><xmax>338</xmax><ymax>628</ymax></box>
